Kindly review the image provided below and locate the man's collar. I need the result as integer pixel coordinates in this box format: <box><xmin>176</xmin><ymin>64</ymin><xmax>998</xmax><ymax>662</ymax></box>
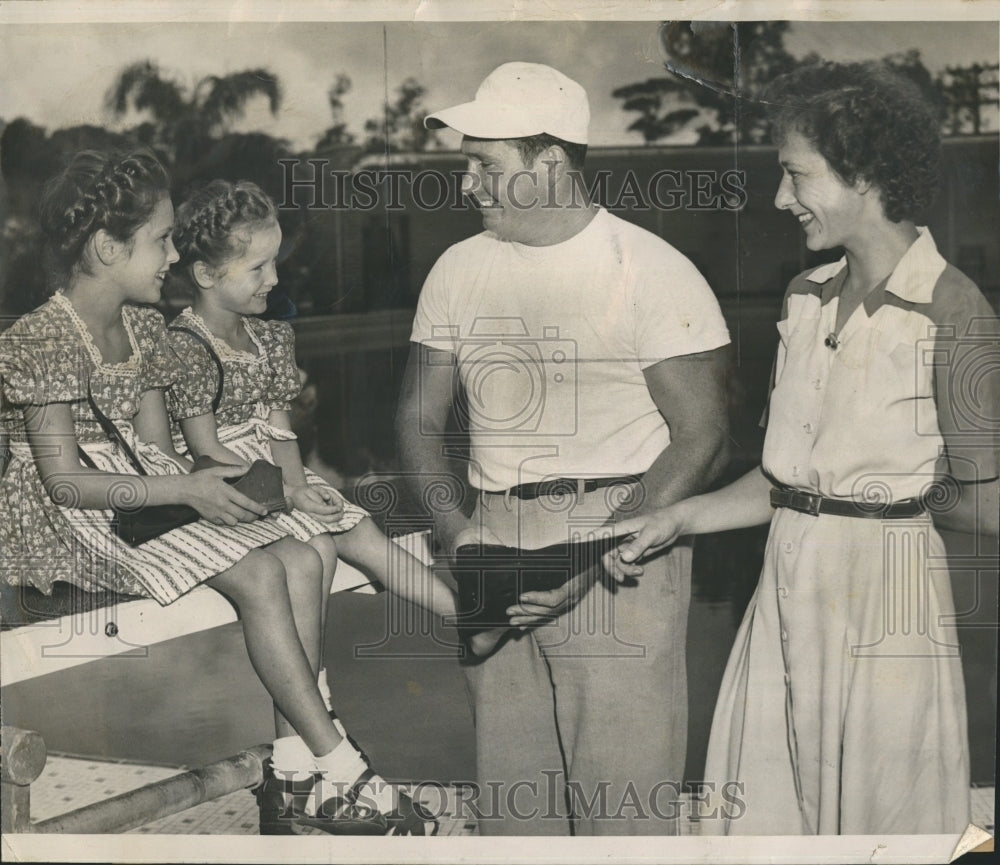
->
<box><xmin>804</xmin><ymin>227</ymin><xmax>946</xmax><ymax>304</ymax></box>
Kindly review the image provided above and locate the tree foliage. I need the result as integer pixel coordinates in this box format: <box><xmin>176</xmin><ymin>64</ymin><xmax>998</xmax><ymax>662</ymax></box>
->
<box><xmin>106</xmin><ymin>60</ymin><xmax>284</xmax><ymax>172</ymax></box>
<box><xmin>363</xmin><ymin>77</ymin><xmax>439</xmax><ymax>155</ymax></box>
<box><xmin>613</xmin><ymin>22</ymin><xmax>801</xmax><ymax>145</ymax></box>
<box><xmin>614</xmin><ymin>23</ymin><xmax>993</xmax><ymax>146</ymax></box>
<box><xmin>316</xmin><ymin>73</ymin><xmax>356</xmax><ymax>152</ymax></box>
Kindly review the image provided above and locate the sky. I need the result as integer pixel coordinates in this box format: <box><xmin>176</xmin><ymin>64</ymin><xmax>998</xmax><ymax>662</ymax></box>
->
<box><xmin>1</xmin><ymin>18</ymin><xmax>997</xmax><ymax>150</ymax></box>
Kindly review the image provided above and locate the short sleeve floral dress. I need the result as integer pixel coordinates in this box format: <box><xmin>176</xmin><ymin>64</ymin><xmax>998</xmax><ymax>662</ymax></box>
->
<box><xmin>166</xmin><ymin>308</ymin><xmax>367</xmax><ymax>541</ymax></box>
<box><xmin>0</xmin><ymin>294</ymin><xmax>302</xmax><ymax>606</ymax></box>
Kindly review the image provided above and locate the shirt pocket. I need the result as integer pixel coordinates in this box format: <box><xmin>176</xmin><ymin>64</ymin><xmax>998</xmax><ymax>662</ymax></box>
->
<box><xmin>887</xmin><ymin>339</ymin><xmax>933</xmax><ymax>400</ymax></box>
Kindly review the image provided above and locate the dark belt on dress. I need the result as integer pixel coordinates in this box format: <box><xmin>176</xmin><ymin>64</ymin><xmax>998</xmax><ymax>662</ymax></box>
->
<box><xmin>491</xmin><ymin>474</ymin><xmax>645</xmax><ymax>501</ymax></box>
<box><xmin>770</xmin><ymin>487</ymin><xmax>926</xmax><ymax>519</ymax></box>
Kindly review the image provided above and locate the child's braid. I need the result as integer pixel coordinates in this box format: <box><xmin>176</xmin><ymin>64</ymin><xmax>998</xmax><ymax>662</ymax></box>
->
<box><xmin>173</xmin><ymin>180</ymin><xmax>277</xmax><ymax>281</ymax></box>
<box><xmin>39</xmin><ymin>149</ymin><xmax>170</xmax><ymax>286</ymax></box>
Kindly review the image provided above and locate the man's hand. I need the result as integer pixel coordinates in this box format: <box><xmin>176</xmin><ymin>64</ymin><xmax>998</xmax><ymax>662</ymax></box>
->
<box><xmin>506</xmin><ymin>567</ymin><xmax>599</xmax><ymax>628</ymax></box>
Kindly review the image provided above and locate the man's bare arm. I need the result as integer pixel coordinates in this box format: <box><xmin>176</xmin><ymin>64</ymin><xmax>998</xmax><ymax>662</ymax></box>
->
<box><xmin>629</xmin><ymin>345</ymin><xmax>731</xmax><ymax>516</ymax></box>
<box><xmin>395</xmin><ymin>341</ymin><xmax>478</xmax><ymax>554</ymax></box>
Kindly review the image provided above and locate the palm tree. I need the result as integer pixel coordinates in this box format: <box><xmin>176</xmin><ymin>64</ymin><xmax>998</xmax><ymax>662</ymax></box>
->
<box><xmin>106</xmin><ymin>60</ymin><xmax>282</xmax><ymax>173</ymax></box>
<box><xmin>363</xmin><ymin>77</ymin><xmax>439</xmax><ymax>155</ymax></box>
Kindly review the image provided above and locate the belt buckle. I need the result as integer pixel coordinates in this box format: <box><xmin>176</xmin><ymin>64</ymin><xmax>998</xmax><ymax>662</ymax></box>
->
<box><xmin>799</xmin><ymin>492</ymin><xmax>823</xmax><ymax>516</ymax></box>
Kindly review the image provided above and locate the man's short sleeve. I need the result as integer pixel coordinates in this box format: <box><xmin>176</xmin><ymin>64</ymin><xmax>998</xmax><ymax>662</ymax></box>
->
<box><xmin>410</xmin><ymin>254</ymin><xmax>456</xmax><ymax>354</ymax></box>
<box><xmin>632</xmin><ymin>243</ymin><xmax>730</xmax><ymax>367</ymax></box>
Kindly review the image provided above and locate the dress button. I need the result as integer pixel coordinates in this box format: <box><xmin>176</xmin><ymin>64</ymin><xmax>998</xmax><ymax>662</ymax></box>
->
<box><xmin>792</xmin><ymin>466</ymin><xmax>800</xmax><ymax>477</ymax></box>
<box><xmin>803</xmin><ymin>422</ymin><xmax>813</xmax><ymax>433</ymax></box>
<box><xmin>778</xmin><ymin>586</ymin><xmax>788</xmax><ymax>598</ymax></box>
<box><xmin>784</xmin><ymin>542</ymin><xmax>794</xmax><ymax>553</ymax></box>
<box><xmin>781</xmin><ymin>630</ymin><xmax>789</xmax><ymax>641</ymax></box>
<box><xmin>813</xmin><ymin>379</ymin><xmax>822</xmax><ymax>390</ymax></box>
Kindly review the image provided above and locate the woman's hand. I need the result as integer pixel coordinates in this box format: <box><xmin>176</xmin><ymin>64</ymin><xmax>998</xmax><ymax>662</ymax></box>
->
<box><xmin>602</xmin><ymin>507</ymin><xmax>685</xmax><ymax>582</ymax></box>
<box><xmin>181</xmin><ymin>466</ymin><xmax>269</xmax><ymax>525</ymax></box>
<box><xmin>287</xmin><ymin>483</ymin><xmax>344</xmax><ymax>519</ymax></box>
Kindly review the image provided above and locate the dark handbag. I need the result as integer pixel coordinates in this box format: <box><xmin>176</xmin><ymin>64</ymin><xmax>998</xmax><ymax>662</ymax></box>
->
<box><xmin>449</xmin><ymin>537</ymin><xmax>615</xmax><ymax>634</ymax></box>
<box><xmin>114</xmin><ymin>457</ymin><xmax>289</xmax><ymax>546</ymax></box>
<box><xmin>78</xmin><ymin>392</ymin><xmax>288</xmax><ymax>546</ymax></box>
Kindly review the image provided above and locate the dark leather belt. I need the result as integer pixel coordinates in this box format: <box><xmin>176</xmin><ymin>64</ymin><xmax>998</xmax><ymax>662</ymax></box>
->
<box><xmin>770</xmin><ymin>487</ymin><xmax>926</xmax><ymax>519</ymax></box>
<box><xmin>491</xmin><ymin>474</ymin><xmax>645</xmax><ymax>501</ymax></box>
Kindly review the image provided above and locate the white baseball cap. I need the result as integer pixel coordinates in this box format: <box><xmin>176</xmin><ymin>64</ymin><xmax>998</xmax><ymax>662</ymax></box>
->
<box><xmin>424</xmin><ymin>62</ymin><xmax>590</xmax><ymax>144</ymax></box>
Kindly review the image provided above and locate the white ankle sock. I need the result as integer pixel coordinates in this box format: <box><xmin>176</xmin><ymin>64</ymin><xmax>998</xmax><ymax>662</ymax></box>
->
<box><xmin>271</xmin><ymin>735</ymin><xmax>314</xmax><ymax>774</ymax></box>
<box><xmin>269</xmin><ymin>735</ymin><xmax>316</xmax><ymax>814</ymax></box>
<box><xmin>312</xmin><ymin>738</ymin><xmax>394</xmax><ymax>814</ymax></box>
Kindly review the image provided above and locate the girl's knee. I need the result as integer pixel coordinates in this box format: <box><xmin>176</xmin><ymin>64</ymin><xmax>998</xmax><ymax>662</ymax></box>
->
<box><xmin>213</xmin><ymin>548</ymin><xmax>287</xmax><ymax>603</ymax></box>
<box><xmin>242</xmin><ymin>548</ymin><xmax>287</xmax><ymax>582</ymax></box>
<box><xmin>279</xmin><ymin>538</ymin><xmax>324</xmax><ymax>579</ymax></box>
<box><xmin>309</xmin><ymin>533</ymin><xmax>337</xmax><ymax>566</ymax></box>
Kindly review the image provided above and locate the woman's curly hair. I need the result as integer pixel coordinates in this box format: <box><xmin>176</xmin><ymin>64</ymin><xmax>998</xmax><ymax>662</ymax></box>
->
<box><xmin>762</xmin><ymin>61</ymin><xmax>941</xmax><ymax>223</ymax></box>
<box><xmin>172</xmin><ymin>179</ymin><xmax>277</xmax><ymax>287</ymax></box>
<box><xmin>39</xmin><ymin>148</ymin><xmax>170</xmax><ymax>286</ymax></box>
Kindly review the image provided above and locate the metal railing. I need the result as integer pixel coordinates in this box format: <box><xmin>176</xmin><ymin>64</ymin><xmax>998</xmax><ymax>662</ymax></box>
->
<box><xmin>1</xmin><ymin>725</ymin><xmax>269</xmax><ymax>834</ymax></box>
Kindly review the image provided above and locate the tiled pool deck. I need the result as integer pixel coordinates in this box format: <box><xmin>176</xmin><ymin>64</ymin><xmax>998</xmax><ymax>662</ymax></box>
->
<box><xmin>26</xmin><ymin>753</ymin><xmax>995</xmax><ymax>837</ymax></box>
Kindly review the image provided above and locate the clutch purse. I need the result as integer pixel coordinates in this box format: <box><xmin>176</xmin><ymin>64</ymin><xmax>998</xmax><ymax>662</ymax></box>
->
<box><xmin>115</xmin><ymin>457</ymin><xmax>289</xmax><ymax>547</ymax></box>
<box><xmin>450</xmin><ymin>537</ymin><xmax>614</xmax><ymax>634</ymax></box>
<box><xmin>79</xmin><ymin>388</ymin><xmax>288</xmax><ymax>547</ymax></box>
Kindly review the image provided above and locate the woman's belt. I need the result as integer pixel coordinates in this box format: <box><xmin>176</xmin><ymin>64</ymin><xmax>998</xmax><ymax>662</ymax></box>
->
<box><xmin>770</xmin><ymin>487</ymin><xmax>926</xmax><ymax>519</ymax></box>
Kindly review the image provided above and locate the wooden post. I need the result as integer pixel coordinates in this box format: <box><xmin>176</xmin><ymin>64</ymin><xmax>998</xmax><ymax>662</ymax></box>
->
<box><xmin>32</xmin><ymin>744</ymin><xmax>270</xmax><ymax>834</ymax></box>
<box><xmin>1</xmin><ymin>726</ymin><xmax>47</xmax><ymax>833</ymax></box>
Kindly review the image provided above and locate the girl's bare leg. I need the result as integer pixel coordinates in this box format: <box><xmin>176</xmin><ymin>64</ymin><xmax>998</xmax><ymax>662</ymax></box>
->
<box><xmin>334</xmin><ymin>517</ymin><xmax>504</xmax><ymax>656</ymax></box>
<box><xmin>265</xmin><ymin>536</ymin><xmax>341</xmax><ymax>740</ymax></box>
<box><xmin>309</xmin><ymin>533</ymin><xmax>338</xmax><ymax>641</ymax></box>
<box><xmin>219</xmin><ymin>538</ymin><xmax>438</xmax><ymax>836</ymax></box>
<box><xmin>207</xmin><ymin>546</ymin><xmax>341</xmax><ymax>755</ymax></box>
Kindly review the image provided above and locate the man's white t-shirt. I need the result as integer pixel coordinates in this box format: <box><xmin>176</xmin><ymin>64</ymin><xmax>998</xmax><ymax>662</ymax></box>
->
<box><xmin>410</xmin><ymin>208</ymin><xmax>730</xmax><ymax>491</ymax></box>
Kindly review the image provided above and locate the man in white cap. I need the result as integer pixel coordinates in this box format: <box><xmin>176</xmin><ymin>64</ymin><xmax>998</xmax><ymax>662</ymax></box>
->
<box><xmin>397</xmin><ymin>62</ymin><xmax>731</xmax><ymax>835</ymax></box>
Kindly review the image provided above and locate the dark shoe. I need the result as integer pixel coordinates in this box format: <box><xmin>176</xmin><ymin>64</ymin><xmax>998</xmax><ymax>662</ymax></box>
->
<box><xmin>255</xmin><ymin>758</ymin><xmax>388</xmax><ymax>836</ymax></box>
<box><xmin>297</xmin><ymin>768</ymin><xmax>388</xmax><ymax>835</ymax></box>
<box><xmin>385</xmin><ymin>787</ymin><xmax>439</xmax><ymax>836</ymax></box>
<box><xmin>254</xmin><ymin>758</ymin><xmax>312</xmax><ymax>836</ymax></box>
<box><xmin>322</xmin><ymin>716</ymin><xmax>438</xmax><ymax>836</ymax></box>
<box><xmin>305</xmin><ymin>768</ymin><xmax>438</xmax><ymax>837</ymax></box>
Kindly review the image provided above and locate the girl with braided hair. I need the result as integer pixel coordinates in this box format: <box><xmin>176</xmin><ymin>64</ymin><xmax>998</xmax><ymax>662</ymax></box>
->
<box><xmin>604</xmin><ymin>61</ymin><xmax>998</xmax><ymax>835</ymax></box>
<box><xmin>167</xmin><ymin>178</ymin><xmax>503</xmax><ymax>834</ymax></box>
<box><xmin>0</xmin><ymin>149</ymin><xmax>436</xmax><ymax>836</ymax></box>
